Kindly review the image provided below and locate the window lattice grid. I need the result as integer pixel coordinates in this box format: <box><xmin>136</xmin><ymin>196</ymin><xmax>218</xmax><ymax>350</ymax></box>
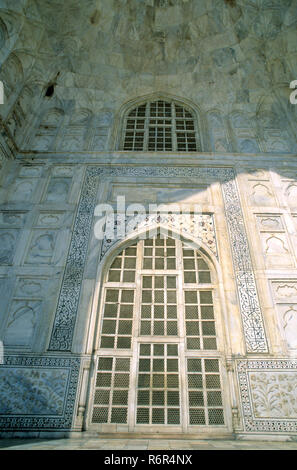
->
<box><xmin>184</xmin><ymin>290</ymin><xmax>217</xmax><ymax>351</ymax></box>
<box><xmin>122</xmin><ymin>100</ymin><xmax>199</xmax><ymax>152</ymax></box>
<box><xmin>182</xmin><ymin>245</ymin><xmax>212</xmax><ymax>284</ymax></box>
<box><xmin>92</xmin><ymin>357</ymin><xmax>131</xmax><ymax>424</ymax></box>
<box><xmin>143</xmin><ymin>234</ymin><xmax>176</xmax><ymax>270</ymax></box>
<box><xmin>136</xmin><ymin>343</ymin><xmax>180</xmax><ymax>425</ymax></box>
<box><xmin>108</xmin><ymin>244</ymin><xmax>137</xmax><ymax>283</ymax></box>
<box><xmin>123</xmin><ymin>104</ymin><xmax>146</xmax><ymax>151</ymax></box>
<box><xmin>175</xmin><ymin>105</ymin><xmax>197</xmax><ymax>152</ymax></box>
<box><xmin>187</xmin><ymin>358</ymin><xmax>224</xmax><ymax>426</ymax></box>
<box><xmin>140</xmin><ymin>275</ymin><xmax>178</xmax><ymax>336</ymax></box>
<box><xmin>100</xmin><ymin>288</ymin><xmax>135</xmax><ymax>349</ymax></box>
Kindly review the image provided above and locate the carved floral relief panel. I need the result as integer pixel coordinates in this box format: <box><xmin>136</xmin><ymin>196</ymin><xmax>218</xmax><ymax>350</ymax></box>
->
<box><xmin>237</xmin><ymin>360</ymin><xmax>297</xmax><ymax>433</ymax></box>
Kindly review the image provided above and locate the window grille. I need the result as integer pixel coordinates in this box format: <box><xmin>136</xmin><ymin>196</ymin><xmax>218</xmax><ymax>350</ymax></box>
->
<box><xmin>122</xmin><ymin>100</ymin><xmax>200</xmax><ymax>152</ymax></box>
<box><xmin>92</xmin><ymin>357</ymin><xmax>131</xmax><ymax>424</ymax></box>
<box><xmin>187</xmin><ymin>358</ymin><xmax>224</xmax><ymax>426</ymax></box>
<box><xmin>92</xmin><ymin>233</ymin><xmax>225</xmax><ymax>428</ymax></box>
<box><xmin>136</xmin><ymin>343</ymin><xmax>180</xmax><ymax>425</ymax></box>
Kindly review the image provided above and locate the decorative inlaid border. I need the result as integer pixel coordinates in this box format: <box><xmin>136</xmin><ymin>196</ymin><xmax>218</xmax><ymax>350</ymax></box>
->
<box><xmin>0</xmin><ymin>355</ymin><xmax>80</xmax><ymax>430</ymax></box>
<box><xmin>237</xmin><ymin>359</ymin><xmax>297</xmax><ymax>433</ymax></box>
<box><xmin>48</xmin><ymin>166</ymin><xmax>268</xmax><ymax>353</ymax></box>
<box><xmin>100</xmin><ymin>212</ymin><xmax>218</xmax><ymax>259</ymax></box>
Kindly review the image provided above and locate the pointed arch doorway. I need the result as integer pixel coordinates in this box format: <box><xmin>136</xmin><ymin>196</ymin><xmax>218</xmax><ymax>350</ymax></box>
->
<box><xmin>86</xmin><ymin>230</ymin><xmax>232</xmax><ymax>435</ymax></box>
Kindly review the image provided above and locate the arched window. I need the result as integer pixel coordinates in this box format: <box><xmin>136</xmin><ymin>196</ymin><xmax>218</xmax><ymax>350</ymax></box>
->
<box><xmin>89</xmin><ymin>233</ymin><xmax>227</xmax><ymax>432</ymax></box>
<box><xmin>122</xmin><ymin>99</ymin><xmax>200</xmax><ymax>152</ymax></box>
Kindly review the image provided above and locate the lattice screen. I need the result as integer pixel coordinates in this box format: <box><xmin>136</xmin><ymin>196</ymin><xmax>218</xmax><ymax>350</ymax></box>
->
<box><xmin>92</xmin><ymin>357</ymin><xmax>131</xmax><ymax>424</ymax></box>
<box><xmin>92</xmin><ymin>234</ymin><xmax>225</xmax><ymax>428</ymax></box>
<box><xmin>123</xmin><ymin>100</ymin><xmax>200</xmax><ymax>152</ymax></box>
<box><xmin>136</xmin><ymin>343</ymin><xmax>180</xmax><ymax>425</ymax></box>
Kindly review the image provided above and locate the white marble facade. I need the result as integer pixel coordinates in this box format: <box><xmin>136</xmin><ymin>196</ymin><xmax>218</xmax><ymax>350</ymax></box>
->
<box><xmin>0</xmin><ymin>0</ymin><xmax>297</xmax><ymax>439</ymax></box>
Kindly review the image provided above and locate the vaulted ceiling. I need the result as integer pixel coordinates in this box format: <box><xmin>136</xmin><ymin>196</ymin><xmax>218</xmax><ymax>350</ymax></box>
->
<box><xmin>0</xmin><ymin>0</ymin><xmax>296</xmax><ymax>154</ymax></box>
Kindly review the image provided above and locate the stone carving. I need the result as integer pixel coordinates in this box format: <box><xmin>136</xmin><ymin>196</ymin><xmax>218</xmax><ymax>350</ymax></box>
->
<box><xmin>52</xmin><ymin>166</ymin><xmax>74</xmax><ymax>177</ymax></box>
<box><xmin>11</xmin><ymin>179</ymin><xmax>35</xmax><ymax>201</ymax></box>
<box><xmin>257</xmin><ymin>216</ymin><xmax>282</xmax><ymax>230</ymax></box>
<box><xmin>285</xmin><ymin>184</ymin><xmax>297</xmax><ymax>206</ymax></box>
<box><xmin>237</xmin><ymin>360</ymin><xmax>297</xmax><ymax>432</ymax></box>
<box><xmin>26</xmin><ymin>232</ymin><xmax>56</xmax><ymax>265</ymax></box>
<box><xmin>229</xmin><ymin>112</ymin><xmax>260</xmax><ymax>154</ymax></box>
<box><xmin>0</xmin><ymin>212</ymin><xmax>26</xmax><ymax>227</ymax></box>
<box><xmin>16</xmin><ymin>279</ymin><xmax>45</xmax><ymax>297</ymax></box>
<box><xmin>19</xmin><ymin>166</ymin><xmax>42</xmax><ymax>177</ymax></box>
<box><xmin>273</xmin><ymin>283</ymin><xmax>297</xmax><ymax>299</ymax></box>
<box><xmin>0</xmin><ymin>356</ymin><xmax>80</xmax><ymax>430</ymax></box>
<box><xmin>0</xmin><ymin>367</ymin><xmax>68</xmax><ymax>415</ymax></box>
<box><xmin>49</xmin><ymin>166</ymin><xmax>268</xmax><ymax>354</ymax></box>
<box><xmin>221</xmin><ymin>176</ymin><xmax>268</xmax><ymax>353</ymax></box>
<box><xmin>100</xmin><ymin>212</ymin><xmax>218</xmax><ymax>259</ymax></box>
<box><xmin>265</xmin><ymin>235</ymin><xmax>288</xmax><ymax>255</ymax></box>
<box><xmin>282</xmin><ymin>307</ymin><xmax>297</xmax><ymax>349</ymax></box>
<box><xmin>207</xmin><ymin>111</ymin><xmax>230</xmax><ymax>153</ymax></box>
<box><xmin>36</xmin><ymin>212</ymin><xmax>64</xmax><ymax>228</ymax></box>
<box><xmin>251</xmin><ymin>183</ymin><xmax>275</xmax><ymax>206</ymax></box>
<box><xmin>250</xmin><ymin>372</ymin><xmax>297</xmax><ymax>419</ymax></box>
<box><xmin>45</xmin><ymin>178</ymin><xmax>71</xmax><ymax>203</ymax></box>
<box><xmin>0</xmin><ymin>230</ymin><xmax>19</xmax><ymax>265</ymax></box>
<box><xmin>4</xmin><ymin>300</ymin><xmax>42</xmax><ymax>348</ymax></box>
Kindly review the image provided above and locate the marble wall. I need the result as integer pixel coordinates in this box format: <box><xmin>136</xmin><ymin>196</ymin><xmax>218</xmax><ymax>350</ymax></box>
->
<box><xmin>0</xmin><ymin>0</ymin><xmax>297</xmax><ymax>439</ymax></box>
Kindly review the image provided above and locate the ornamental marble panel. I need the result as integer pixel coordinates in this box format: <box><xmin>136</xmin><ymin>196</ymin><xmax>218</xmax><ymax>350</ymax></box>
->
<box><xmin>52</xmin><ymin>166</ymin><xmax>74</xmax><ymax>178</ymax></box>
<box><xmin>256</xmin><ymin>215</ymin><xmax>284</xmax><ymax>231</ymax></box>
<box><xmin>19</xmin><ymin>166</ymin><xmax>42</xmax><ymax>178</ymax></box>
<box><xmin>260</xmin><ymin>233</ymin><xmax>293</xmax><ymax>268</ymax></box>
<box><xmin>24</xmin><ymin>230</ymin><xmax>57</xmax><ymax>265</ymax></box>
<box><xmin>284</xmin><ymin>183</ymin><xmax>297</xmax><ymax>208</ymax></box>
<box><xmin>271</xmin><ymin>281</ymin><xmax>297</xmax><ymax>302</ymax></box>
<box><xmin>44</xmin><ymin>177</ymin><xmax>72</xmax><ymax>203</ymax></box>
<box><xmin>237</xmin><ymin>360</ymin><xmax>297</xmax><ymax>433</ymax></box>
<box><xmin>109</xmin><ymin>183</ymin><xmax>210</xmax><ymax>205</ymax></box>
<box><xmin>49</xmin><ymin>166</ymin><xmax>268</xmax><ymax>354</ymax></box>
<box><xmin>35</xmin><ymin>211</ymin><xmax>67</xmax><ymax>228</ymax></box>
<box><xmin>0</xmin><ymin>229</ymin><xmax>20</xmax><ymax>265</ymax></box>
<box><xmin>0</xmin><ymin>211</ymin><xmax>27</xmax><ymax>227</ymax></box>
<box><xmin>275</xmin><ymin>304</ymin><xmax>297</xmax><ymax>350</ymax></box>
<box><xmin>0</xmin><ymin>356</ymin><xmax>81</xmax><ymax>430</ymax></box>
<box><xmin>3</xmin><ymin>299</ymin><xmax>42</xmax><ymax>348</ymax></box>
<box><xmin>14</xmin><ymin>276</ymin><xmax>50</xmax><ymax>299</ymax></box>
<box><xmin>100</xmin><ymin>212</ymin><xmax>218</xmax><ymax>259</ymax></box>
<box><xmin>249</xmin><ymin>181</ymin><xmax>277</xmax><ymax>207</ymax></box>
<box><xmin>9</xmin><ymin>178</ymin><xmax>37</xmax><ymax>202</ymax></box>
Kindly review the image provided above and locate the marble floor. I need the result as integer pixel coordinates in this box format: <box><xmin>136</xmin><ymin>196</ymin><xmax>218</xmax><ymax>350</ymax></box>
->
<box><xmin>1</xmin><ymin>437</ymin><xmax>297</xmax><ymax>450</ymax></box>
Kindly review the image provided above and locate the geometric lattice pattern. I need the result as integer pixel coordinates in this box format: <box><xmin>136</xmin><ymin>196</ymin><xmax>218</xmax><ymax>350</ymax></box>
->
<box><xmin>140</xmin><ymin>275</ymin><xmax>178</xmax><ymax>336</ymax></box>
<box><xmin>92</xmin><ymin>357</ymin><xmax>131</xmax><ymax>424</ymax></box>
<box><xmin>136</xmin><ymin>344</ymin><xmax>180</xmax><ymax>425</ymax></box>
<box><xmin>187</xmin><ymin>358</ymin><xmax>224</xmax><ymax>426</ymax></box>
<box><xmin>100</xmin><ymin>289</ymin><xmax>135</xmax><ymax>349</ymax></box>
<box><xmin>184</xmin><ymin>290</ymin><xmax>217</xmax><ymax>350</ymax></box>
<box><xmin>123</xmin><ymin>100</ymin><xmax>199</xmax><ymax>152</ymax></box>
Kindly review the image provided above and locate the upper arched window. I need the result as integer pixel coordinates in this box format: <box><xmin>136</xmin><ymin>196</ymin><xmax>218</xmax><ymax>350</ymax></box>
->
<box><xmin>122</xmin><ymin>100</ymin><xmax>200</xmax><ymax>152</ymax></box>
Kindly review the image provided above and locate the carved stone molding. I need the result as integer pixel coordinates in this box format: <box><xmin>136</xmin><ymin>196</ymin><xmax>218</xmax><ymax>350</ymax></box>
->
<box><xmin>100</xmin><ymin>212</ymin><xmax>218</xmax><ymax>260</ymax></box>
<box><xmin>48</xmin><ymin>166</ymin><xmax>268</xmax><ymax>353</ymax></box>
<box><xmin>0</xmin><ymin>355</ymin><xmax>81</xmax><ymax>430</ymax></box>
<box><xmin>237</xmin><ymin>359</ymin><xmax>297</xmax><ymax>433</ymax></box>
